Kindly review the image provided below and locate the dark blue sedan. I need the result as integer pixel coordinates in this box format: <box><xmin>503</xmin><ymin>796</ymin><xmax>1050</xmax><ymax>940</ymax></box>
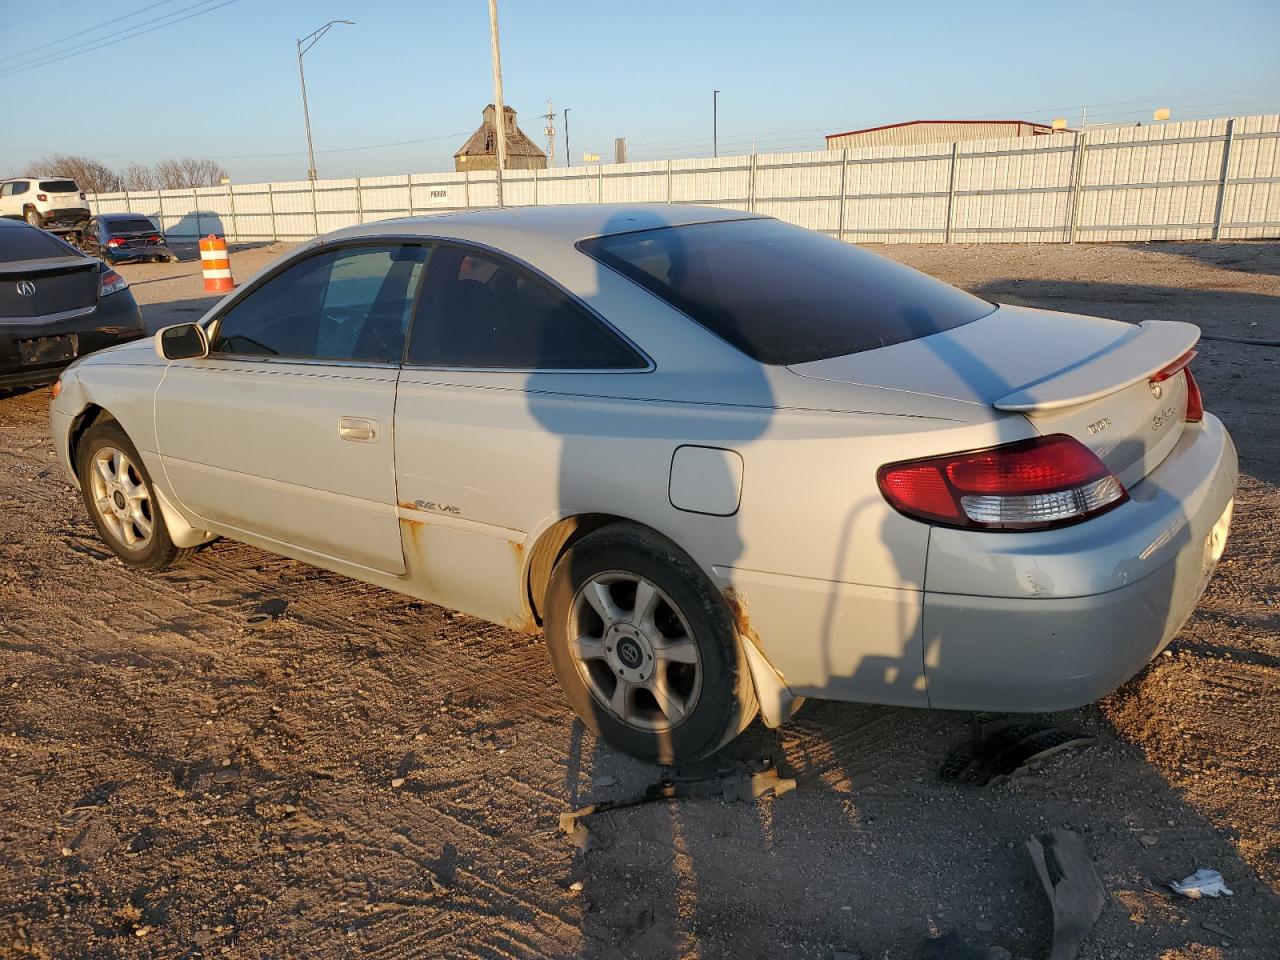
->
<box><xmin>82</xmin><ymin>213</ymin><xmax>178</xmax><ymax>264</ymax></box>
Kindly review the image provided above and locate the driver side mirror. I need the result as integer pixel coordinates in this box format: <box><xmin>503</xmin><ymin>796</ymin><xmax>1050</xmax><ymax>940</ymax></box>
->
<box><xmin>155</xmin><ymin>322</ymin><xmax>209</xmax><ymax>360</ymax></box>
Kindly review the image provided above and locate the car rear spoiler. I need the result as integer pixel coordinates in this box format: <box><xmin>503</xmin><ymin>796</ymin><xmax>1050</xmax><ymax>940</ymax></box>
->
<box><xmin>994</xmin><ymin>320</ymin><xmax>1201</xmax><ymax>414</ymax></box>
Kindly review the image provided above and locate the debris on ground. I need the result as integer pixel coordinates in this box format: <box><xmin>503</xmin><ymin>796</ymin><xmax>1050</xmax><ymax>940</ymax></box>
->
<box><xmin>1166</xmin><ymin>868</ymin><xmax>1233</xmax><ymax>899</ymax></box>
<box><xmin>558</xmin><ymin>758</ymin><xmax>796</xmax><ymax>851</ymax></box>
<box><xmin>1027</xmin><ymin>829</ymin><xmax>1105</xmax><ymax>960</ymax></box>
<box><xmin>939</xmin><ymin>722</ymin><xmax>1093</xmax><ymax>786</ymax></box>
<box><xmin>245</xmin><ymin>598</ymin><xmax>289</xmax><ymax>628</ymax></box>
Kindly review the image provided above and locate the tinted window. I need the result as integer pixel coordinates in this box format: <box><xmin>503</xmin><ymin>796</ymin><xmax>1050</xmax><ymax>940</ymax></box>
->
<box><xmin>0</xmin><ymin>224</ymin><xmax>78</xmax><ymax>261</ymax></box>
<box><xmin>408</xmin><ymin>246</ymin><xmax>644</xmax><ymax>369</ymax></box>
<box><xmin>106</xmin><ymin>218</ymin><xmax>157</xmax><ymax>234</ymax></box>
<box><xmin>579</xmin><ymin>218</ymin><xmax>994</xmax><ymax>365</ymax></box>
<box><xmin>39</xmin><ymin>180</ymin><xmax>79</xmax><ymax>193</ymax></box>
<box><xmin>212</xmin><ymin>244</ymin><xmax>427</xmax><ymax>363</ymax></box>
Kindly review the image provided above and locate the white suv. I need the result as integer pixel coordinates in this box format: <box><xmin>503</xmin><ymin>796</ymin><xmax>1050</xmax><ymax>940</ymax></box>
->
<box><xmin>0</xmin><ymin>176</ymin><xmax>91</xmax><ymax>231</ymax></box>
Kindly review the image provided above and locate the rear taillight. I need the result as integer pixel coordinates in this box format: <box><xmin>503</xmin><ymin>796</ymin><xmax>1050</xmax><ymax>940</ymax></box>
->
<box><xmin>1184</xmin><ymin>368</ymin><xmax>1204</xmax><ymax>422</ymax></box>
<box><xmin>37</xmin><ymin>193</ymin><xmax>48</xmax><ymax>201</ymax></box>
<box><xmin>99</xmin><ymin>270</ymin><xmax>129</xmax><ymax>297</ymax></box>
<box><xmin>147</xmin><ymin>234</ymin><xmax>161</xmax><ymax>243</ymax></box>
<box><xmin>79</xmin><ymin>191</ymin><xmax>86</xmax><ymax>199</ymax></box>
<box><xmin>1151</xmin><ymin>350</ymin><xmax>1204</xmax><ymax>422</ymax></box>
<box><xmin>106</xmin><ymin>237</ymin><xmax>127</xmax><ymax>248</ymax></box>
<box><xmin>877</xmin><ymin>435</ymin><xmax>1128</xmax><ymax>531</ymax></box>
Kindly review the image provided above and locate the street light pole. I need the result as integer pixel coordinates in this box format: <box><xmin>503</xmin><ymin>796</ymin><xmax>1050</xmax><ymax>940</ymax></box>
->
<box><xmin>487</xmin><ymin>0</ymin><xmax>508</xmax><ymax>206</ymax></box>
<box><xmin>713</xmin><ymin>89</ymin><xmax>719</xmax><ymax>157</ymax></box>
<box><xmin>296</xmin><ymin>19</ymin><xmax>354</xmax><ymax>181</ymax></box>
<box><xmin>563</xmin><ymin>108</ymin><xmax>570</xmax><ymax>166</ymax></box>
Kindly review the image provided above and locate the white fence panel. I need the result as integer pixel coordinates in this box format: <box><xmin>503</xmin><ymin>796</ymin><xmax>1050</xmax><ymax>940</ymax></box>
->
<box><xmin>86</xmin><ymin>113</ymin><xmax>1280</xmax><ymax>247</ymax></box>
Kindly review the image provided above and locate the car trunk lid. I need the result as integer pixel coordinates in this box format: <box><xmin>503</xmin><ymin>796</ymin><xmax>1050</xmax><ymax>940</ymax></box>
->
<box><xmin>787</xmin><ymin>304</ymin><xmax>1198</xmax><ymax>488</ymax></box>
<box><xmin>0</xmin><ymin>255</ymin><xmax>100</xmax><ymax>320</ymax></box>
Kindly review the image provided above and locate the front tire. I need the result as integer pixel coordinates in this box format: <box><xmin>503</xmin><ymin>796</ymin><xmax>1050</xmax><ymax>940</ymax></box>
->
<box><xmin>544</xmin><ymin>523</ymin><xmax>758</xmax><ymax>764</ymax></box>
<box><xmin>76</xmin><ymin>420</ymin><xmax>190</xmax><ymax>570</ymax></box>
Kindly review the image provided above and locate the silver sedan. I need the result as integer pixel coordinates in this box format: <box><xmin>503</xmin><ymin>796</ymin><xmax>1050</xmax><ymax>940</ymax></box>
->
<box><xmin>49</xmin><ymin>205</ymin><xmax>1237</xmax><ymax>763</ymax></box>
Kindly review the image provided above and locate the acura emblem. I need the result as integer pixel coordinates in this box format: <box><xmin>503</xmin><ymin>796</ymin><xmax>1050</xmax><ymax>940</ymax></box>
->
<box><xmin>15</xmin><ymin>280</ymin><xmax>36</xmax><ymax>296</ymax></box>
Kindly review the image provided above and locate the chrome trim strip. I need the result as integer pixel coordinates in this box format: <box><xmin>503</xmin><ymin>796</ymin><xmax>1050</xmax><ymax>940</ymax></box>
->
<box><xmin>0</xmin><ymin>304</ymin><xmax>96</xmax><ymax>325</ymax></box>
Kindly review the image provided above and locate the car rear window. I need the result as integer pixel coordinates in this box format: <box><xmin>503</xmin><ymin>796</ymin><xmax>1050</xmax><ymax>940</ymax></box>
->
<box><xmin>578</xmin><ymin>218</ymin><xmax>994</xmax><ymax>365</ymax></box>
<box><xmin>107</xmin><ymin>218</ymin><xmax>158</xmax><ymax>234</ymax></box>
<box><xmin>39</xmin><ymin>180</ymin><xmax>80</xmax><ymax>193</ymax></box>
<box><xmin>0</xmin><ymin>225</ymin><xmax>78</xmax><ymax>261</ymax></box>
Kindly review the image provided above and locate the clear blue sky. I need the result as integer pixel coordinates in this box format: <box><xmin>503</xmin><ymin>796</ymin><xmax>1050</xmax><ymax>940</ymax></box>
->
<box><xmin>2</xmin><ymin>0</ymin><xmax>1279</xmax><ymax>183</ymax></box>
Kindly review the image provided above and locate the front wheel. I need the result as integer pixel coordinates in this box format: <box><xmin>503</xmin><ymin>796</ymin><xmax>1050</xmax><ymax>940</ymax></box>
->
<box><xmin>77</xmin><ymin>420</ymin><xmax>191</xmax><ymax>570</ymax></box>
<box><xmin>543</xmin><ymin>523</ymin><xmax>757</xmax><ymax>764</ymax></box>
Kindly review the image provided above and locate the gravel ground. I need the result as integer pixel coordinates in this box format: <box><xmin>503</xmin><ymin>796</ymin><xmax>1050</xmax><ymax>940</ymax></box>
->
<box><xmin>1</xmin><ymin>238</ymin><xmax>1277</xmax><ymax>960</ymax></box>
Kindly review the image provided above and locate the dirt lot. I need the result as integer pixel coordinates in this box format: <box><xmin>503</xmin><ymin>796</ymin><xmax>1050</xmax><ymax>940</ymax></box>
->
<box><xmin>1</xmin><ymin>239</ymin><xmax>1278</xmax><ymax>960</ymax></box>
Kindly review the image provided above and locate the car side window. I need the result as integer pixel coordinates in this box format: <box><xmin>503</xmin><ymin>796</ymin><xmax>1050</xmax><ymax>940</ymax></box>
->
<box><xmin>13</xmin><ymin>182</ymin><xmax>28</xmax><ymax>196</ymax></box>
<box><xmin>407</xmin><ymin>246</ymin><xmax>645</xmax><ymax>369</ymax></box>
<box><xmin>0</xmin><ymin>184</ymin><xmax>11</xmax><ymax>197</ymax></box>
<box><xmin>211</xmin><ymin>243</ymin><xmax>428</xmax><ymax>363</ymax></box>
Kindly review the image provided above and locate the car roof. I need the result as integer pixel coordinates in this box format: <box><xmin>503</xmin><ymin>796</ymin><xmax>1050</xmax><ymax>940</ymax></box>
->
<box><xmin>325</xmin><ymin>203</ymin><xmax>763</xmax><ymax>246</ymax></box>
<box><xmin>99</xmin><ymin>212</ymin><xmax>153</xmax><ymax>221</ymax></box>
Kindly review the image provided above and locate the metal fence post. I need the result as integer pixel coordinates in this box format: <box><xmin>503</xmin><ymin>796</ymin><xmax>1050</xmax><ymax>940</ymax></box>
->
<box><xmin>355</xmin><ymin>176</ymin><xmax>363</xmax><ymax>224</ymax></box>
<box><xmin>407</xmin><ymin>174</ymin><xmax>415</xmax><ymax>217</ymax></box>
<box><xmin>837</xmin><ymin>150</ymin><xmax>849</xmax><ymax>242</ymax></box>
<box><xmin>464</xmin><ymin>170</ymin><xmax>471</xmax><ymax>210</ymax></box>
<box><xmin>310</xmin><ymin>180</ymin><xmax>319</xmax><ymax>238</ymax></box>
<box><xmin>1067</xmin><ymin>131</ymin><xmax>1088</xmax><ymax>244</ymax></box>
<box><xmin>193</xmin><ymin>189</ymin><xmax>202</xmax><ymax>239</ymax></box>
<box><xmin>748</xmin><ymin>153</ymin><xmax>758</xmax><ymax>212</ymax></box>
<box><xmin>666</xmin><ymin>160</ymin><xmax>673</xmax><ymax>203</ymax></box>
<box><xmin>944</xmin><ymin>142</ymin><xmax>959</xmax><ymax>244</ymax></box>
<box><xmin>1212</xmin><ymin>118</ymin><xmax>1236</xmax><ymax>240</ymax></box>
<box><xmin>597</xmin><ymin>164</ymin><xmax>604</xmax><ymax>203</ymax></box>
<box><xmin>227</xmin><ymin>184</ymin><xmax>238</xmax><ymax>244</ymax></box>
<box><xmin>533</xmin><ymin>168</ymin><xmax>539</xmax><ymax>206</ymax></box>
<box><xmin>266</xmin><ymin>182</ymin><xmax>276</xmax><ymax>242</ymax></box>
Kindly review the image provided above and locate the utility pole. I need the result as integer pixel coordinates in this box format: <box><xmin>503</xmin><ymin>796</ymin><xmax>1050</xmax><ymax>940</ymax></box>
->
<box><xmin>541</xmin><ymin>98</ymin><xmax>557</xmax><ymax>168</ymax></box>
<box><xmin>563</xmin><ymin>108</ymin><xmax>571</xmax><ymax>166</ymax></box>
<box><xmin>296</xmin><ymin>19</ymin><xmax>354</xmax><ymax>181</ymax></box>
<box><xmin>713</xmin><ymin>89</ymin><xmax>720</xmax><ymax>157</ymax></box>
<box><xmin>487</xmin><ymin>0</ymin><xmax>508</xmax><ymax>206</ymax></box>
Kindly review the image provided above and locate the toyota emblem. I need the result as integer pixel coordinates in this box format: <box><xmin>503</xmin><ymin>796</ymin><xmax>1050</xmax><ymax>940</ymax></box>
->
<box><xmin>15</xmin><ymin>280</ymin><xmax>36</xmax><ymax>296</ymax></box>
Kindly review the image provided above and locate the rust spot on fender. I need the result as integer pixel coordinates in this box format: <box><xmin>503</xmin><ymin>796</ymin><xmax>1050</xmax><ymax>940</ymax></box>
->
<box><xmin>723</xmin><ymin>586</ymin><xmax>763</xmax><ymax>648</ymax></box>
<box><xmin>398</xmin><ymin>501</ymin><xmax>417</xmax><ymax>512</ymax></box>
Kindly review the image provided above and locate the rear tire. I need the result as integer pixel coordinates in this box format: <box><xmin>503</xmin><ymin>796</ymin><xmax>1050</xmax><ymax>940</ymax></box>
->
<box><xmin>543</xmin><ymin>523</ymin><xmax>758</xmax><ymax>764</ymax></box>
<box><xmin>76</xmin><ymin>420</ymin><xmax>191</xmax><ymax>570</ymax></box>
<box><xmin>24</xmin><ymin>207</ymin><xmax>45</xmax><ymax>228</ymax></box>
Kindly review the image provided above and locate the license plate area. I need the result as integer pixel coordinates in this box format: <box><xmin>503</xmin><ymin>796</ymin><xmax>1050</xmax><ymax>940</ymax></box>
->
<box><xmin>17</xmin><ymin>333</ymin><xmax>78</xmax><ymax>365</ymax></box>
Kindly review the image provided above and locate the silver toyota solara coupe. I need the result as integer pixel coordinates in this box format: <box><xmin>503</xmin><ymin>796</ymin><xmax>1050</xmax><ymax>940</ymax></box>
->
<box><xmin>49</xmin><ymin>205</ymin><xmax>1237</xmax><ymax>763</ymax></box>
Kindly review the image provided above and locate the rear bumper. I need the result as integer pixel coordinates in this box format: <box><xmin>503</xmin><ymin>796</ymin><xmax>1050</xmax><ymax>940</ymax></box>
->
<box><xmin>921</xmin><ymin>414</ymin><xmax>1238</xmax><ymax>710</ymax></box>
<box><xmin>41</xmin><ymin>207</ymin><xmax>90</xmax><ymax>226</ymax></box>
<box><xmin>0</xmin><ymin>292</ymin><xmax>145</xmax><ymax>387</ymax></box>
<box><xmin>104</xmin><ymin>244</ymin><xmax>176</xmax><ymax>263</ymax></box>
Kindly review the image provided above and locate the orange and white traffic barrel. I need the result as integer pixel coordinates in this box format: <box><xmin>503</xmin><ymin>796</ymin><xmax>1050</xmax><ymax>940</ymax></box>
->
<box><xmin>199</xmin><ymin>234</ymin><xmax>234</xmax><ymax>292</ymax></box>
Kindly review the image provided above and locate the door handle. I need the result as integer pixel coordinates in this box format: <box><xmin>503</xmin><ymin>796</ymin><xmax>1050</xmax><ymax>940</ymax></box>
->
<box><xmin>338</xmin><ymin>417</ymin><xmax>379</xmax><ymax>443</ymax></box>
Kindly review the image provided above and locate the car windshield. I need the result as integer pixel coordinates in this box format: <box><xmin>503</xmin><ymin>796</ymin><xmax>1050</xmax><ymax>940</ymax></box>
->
<box><xmin>108</xmin><ymin>219</ymin><xmax>158</xmax><ymax>234</ymax></box>
<box><xmin>39</xmin><ymin>180</ymin><xmax>79</xmax><ymax>193</ymax></box>
<box><xmin>579</xmin><ymin>217</ymin><xmax>995</xmax><ymax>365</ymax></box>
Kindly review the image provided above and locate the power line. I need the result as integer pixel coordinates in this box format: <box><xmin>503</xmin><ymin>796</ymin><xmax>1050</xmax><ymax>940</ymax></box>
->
<box><xmin>0</xmin><ymin>0</ymin><xmax>184</xmax><ymax>67</ymax></box>
<box><xmin>2</xmin><ymin>0</ymin><xmax>90</xmax><ymax>32</ymax></box>
<box><xmin>0</xmin><ymin>0</ymin><xmax>242</xmax><ymax>80</ymax></box>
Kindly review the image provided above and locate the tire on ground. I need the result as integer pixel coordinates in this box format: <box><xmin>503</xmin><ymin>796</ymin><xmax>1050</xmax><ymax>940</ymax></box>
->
<box><xmin>543</xmin><ymin>522</ymin><xmax>758</xmax><ymax>764</ymax></box>
<box><xmin>76</xmin><ymin>419</ymin><xmax>192</xmax><ymax>571</ymax></box>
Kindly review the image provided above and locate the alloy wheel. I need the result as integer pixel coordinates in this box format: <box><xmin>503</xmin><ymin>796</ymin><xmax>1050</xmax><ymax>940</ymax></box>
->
<box><xmin>568</xmin><ymin>571</ymin><xmax>702</xmax><ymax>731</ymax></box>
<box><xmin>88</xmin><ymin>446</ymin><xmax>154</xmax><ymax>550</ymax></box>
